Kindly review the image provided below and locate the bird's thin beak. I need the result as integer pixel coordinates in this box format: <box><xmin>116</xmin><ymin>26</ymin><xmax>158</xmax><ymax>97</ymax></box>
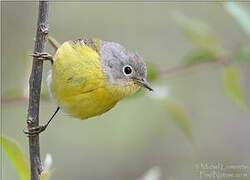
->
<box><xmin>135</xmin><ymin>78</ymin><xmax>153</xmax><ymax>91</ymax></box>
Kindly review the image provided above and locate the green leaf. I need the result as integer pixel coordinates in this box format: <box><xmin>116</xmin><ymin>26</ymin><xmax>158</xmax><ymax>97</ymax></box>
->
<box><xmin>224</xmin><ymin>2</ymin><xmax>250</xmax><ymax>36</ymax></box>
<box><xmin>235</xmin><ymin>43</ymin><xmax>250</xmax><ymax>62</ymax></box>
<box><xmin>164</xmin><ymin>98</ymin><xmax>193</xmax><ymax>142</ymax></box>
<box><xmin>222</xmin><ymin>65</ymin><xmax>248</xmax><ymax>110</ymax></box>
<box><xmin>174</xmin><ymin>12</ymin><xmax>221</xmax><ymax>52</ymax></box>
<box><xmin>1</xmin><ymin>136</ymin><xmax>30</xmax><ymax>180</ymax></box>
<box><xmin>184</xmin><ymin>49</ymin><xmax>217</xmax><ymax>65</ymax></box>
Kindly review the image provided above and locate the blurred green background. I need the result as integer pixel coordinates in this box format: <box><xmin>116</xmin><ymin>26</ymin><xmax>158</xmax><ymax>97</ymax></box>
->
<box><xmin>2</xmin><ymin>2</ymin><xmax>250</xmax><ymax>180</ymax></box>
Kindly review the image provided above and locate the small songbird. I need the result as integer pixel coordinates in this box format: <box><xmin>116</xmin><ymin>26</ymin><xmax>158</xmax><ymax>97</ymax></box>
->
<box><xmin>26</xmin><ymin>37</ymin><xmax>152</xmax><ymax>134</ymax></box>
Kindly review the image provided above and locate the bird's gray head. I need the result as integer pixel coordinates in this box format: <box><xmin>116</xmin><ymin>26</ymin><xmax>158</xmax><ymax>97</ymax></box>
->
<box><xmin>99</xmin><ymin>41</ymin><xmax>153</xmax><ymax>91</ymax></box>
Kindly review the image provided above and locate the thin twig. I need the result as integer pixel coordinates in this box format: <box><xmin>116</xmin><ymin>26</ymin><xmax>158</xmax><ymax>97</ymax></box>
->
<box><xmin>160</xmin><ymin>55</ymin><xmax>230</xmax><ymax>76</ymax></box>
<box><xmin>27</xmin><ymin>1</ymin><xmax>49</xmax><ymax>180</ymax></box>
<box><xmin>48</xmin><ymin>36</ymin><xmax>61</xmax><ymax>50</ymax></box>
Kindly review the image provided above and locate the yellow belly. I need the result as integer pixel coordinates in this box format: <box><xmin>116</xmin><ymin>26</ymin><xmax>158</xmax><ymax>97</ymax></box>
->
<box><xmin>49</xmin><ymin>40</ymin><xmax>139</xmax><ymax>119</ymax></box>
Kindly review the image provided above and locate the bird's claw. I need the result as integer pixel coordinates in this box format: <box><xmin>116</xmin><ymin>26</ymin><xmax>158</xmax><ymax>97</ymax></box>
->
<box><xmin>23</xmin><ymin>125</ymin><xmax>47</xmax><ymax>136</ymax></box>
<box><xmin>30</xmin><ymin>52</ymin><xmax>53</xmax><ymax>62</ymax></box>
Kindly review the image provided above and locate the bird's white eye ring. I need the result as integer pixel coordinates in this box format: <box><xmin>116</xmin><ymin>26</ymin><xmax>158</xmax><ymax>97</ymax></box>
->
<box><xmin>123</xmin><ymin>65</ymin><xmax>133</xmax><ymax>76</ymax></box>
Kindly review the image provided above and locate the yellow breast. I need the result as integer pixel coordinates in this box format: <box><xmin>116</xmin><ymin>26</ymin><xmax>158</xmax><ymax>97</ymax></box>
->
<box><xmin>49</xmin><ymin>40</ymin><xmax>139</xmax><ymax>119</ymax></box>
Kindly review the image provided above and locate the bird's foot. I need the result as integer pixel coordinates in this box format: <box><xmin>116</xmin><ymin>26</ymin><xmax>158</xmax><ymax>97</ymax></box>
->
<box><xmin>23</xmin><ymin>125</ymin><xmax>47</xmax><ymax>136</ymax></box>
<box><xmin>31</xmin><ymin>52</ymin><xmax>54</xmax><ymax>63</ymax></box>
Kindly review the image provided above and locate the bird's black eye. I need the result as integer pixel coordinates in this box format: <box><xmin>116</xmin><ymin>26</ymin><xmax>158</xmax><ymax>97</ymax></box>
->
<box><xmin>123</xmin><ymin>65</ymin><xmax>132</xmax><ymax>75</ymax></box>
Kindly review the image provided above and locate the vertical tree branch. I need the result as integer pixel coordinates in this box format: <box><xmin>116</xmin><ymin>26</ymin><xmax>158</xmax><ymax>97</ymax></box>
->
<box><xmin>27</xmin><ymin>1</ymin><xmax>49</xmax><ymax>180</ymax></box>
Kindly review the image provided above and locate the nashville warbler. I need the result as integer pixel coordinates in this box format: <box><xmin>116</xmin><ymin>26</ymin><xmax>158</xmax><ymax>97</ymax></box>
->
<box><xmin>26</xmin><ymin>37</ymin><xmax>153</xmax><ymax>135</ymax></box>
